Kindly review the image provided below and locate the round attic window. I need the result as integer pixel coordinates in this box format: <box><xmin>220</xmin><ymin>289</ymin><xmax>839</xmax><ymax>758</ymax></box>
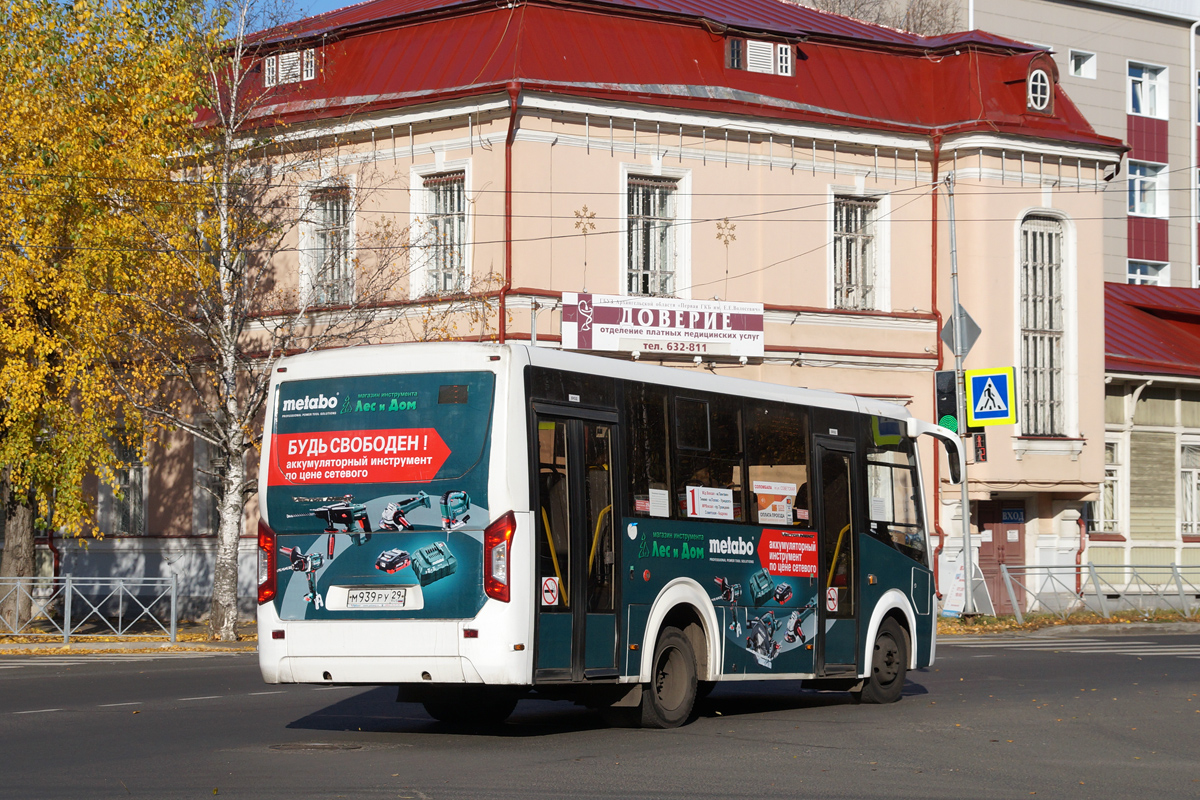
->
<box><xmin>1027</xmin><ymin>69</ymin><xmax>1051</xmax><ymax>112</ymax></box>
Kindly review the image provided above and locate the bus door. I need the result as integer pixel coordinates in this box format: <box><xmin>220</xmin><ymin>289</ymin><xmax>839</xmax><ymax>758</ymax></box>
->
<box><xmin>533</xmin><ymin>408</ymin><xmax>619</xmax><ymax>682</ymax></box>
<box><xmin>813</xmin><ymin>438</ymin><xmax>859</xmax><ymax>676</ymax></box>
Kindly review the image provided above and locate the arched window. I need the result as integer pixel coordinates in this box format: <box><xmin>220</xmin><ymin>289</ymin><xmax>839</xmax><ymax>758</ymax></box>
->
<box><xmin>1027</xmin><ymin>69</ymin><xmax>1051</xmax><ymax>112</ymax></box>
<box><xmin>1020</xmin><ymin>216</ymin><xmax>1065</xmax><ymax>435</ymax></box>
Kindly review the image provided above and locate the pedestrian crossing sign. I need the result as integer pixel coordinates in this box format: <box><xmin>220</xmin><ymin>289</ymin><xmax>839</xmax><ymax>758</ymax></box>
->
<box><xmin>965</xmin><ymin>367</ymin><xmax>1017</xmax><ymax>427</ymax></box>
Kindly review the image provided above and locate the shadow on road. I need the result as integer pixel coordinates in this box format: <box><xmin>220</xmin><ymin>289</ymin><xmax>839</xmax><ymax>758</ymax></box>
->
<box><xmin>285</xmin><ymin>677</ymin><xmax>929</xmax><ymax>736</ymax></box>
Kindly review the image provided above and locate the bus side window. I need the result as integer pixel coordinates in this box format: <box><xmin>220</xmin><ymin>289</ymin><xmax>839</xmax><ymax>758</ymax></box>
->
<box><xmin>673</xmin><ymin>394</ymin><xmax>744</xmax><ymax>522</ymax></box>
<box><xmin>745</xmin><ymin>400</ymin><xmax>811</xmax><ymax>526</ymax></box>
<box><xmin>625</xmin><ymin>383</ymin><xmax>670</xmax><ymax>517</ymax></box>
<box><xmin>866</xmin><ymin>433</ymin><xmax>926</xmax><ymax>563</ymax></box>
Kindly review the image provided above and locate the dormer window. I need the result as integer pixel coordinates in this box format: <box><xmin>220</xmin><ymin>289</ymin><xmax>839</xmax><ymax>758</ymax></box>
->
<box><xmin>1027</xmin><ymin>69</ymin><xmax>1051</xmax><ymax>111</ymax></box>
<box><xmin>727</xmin><ymin>38</ymin><xmax>794</xmax><ymax>77</ymax></box>
<box><xmin>263</xmin><ymin>48</ymin><xmax>317</xmax><ymax>88</ymax></box>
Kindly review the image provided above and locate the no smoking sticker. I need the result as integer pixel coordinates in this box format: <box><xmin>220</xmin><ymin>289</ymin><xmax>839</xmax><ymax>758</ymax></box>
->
<box><xmin>541</xmin><ymin>576</ymin><xmax>559</xmax><ymax>606</ymax></box>
<box><xmin>826</xmin><ymin>586</ymin><xmax>838</xmax><ymax>613</ymax></box>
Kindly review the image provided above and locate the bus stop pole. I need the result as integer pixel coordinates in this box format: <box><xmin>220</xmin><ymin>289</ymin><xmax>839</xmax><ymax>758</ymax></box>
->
<box><xmin>945</xmin><ymin>173</ymin><xmax>975</xmax><ymax>615</ymax></box>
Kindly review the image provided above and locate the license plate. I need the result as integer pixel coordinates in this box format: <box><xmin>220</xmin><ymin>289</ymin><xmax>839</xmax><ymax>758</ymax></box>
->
<box><xmin>346</xmin><ymin>588</ymin><xmax>407</xmax><ymax>609</ymax></box>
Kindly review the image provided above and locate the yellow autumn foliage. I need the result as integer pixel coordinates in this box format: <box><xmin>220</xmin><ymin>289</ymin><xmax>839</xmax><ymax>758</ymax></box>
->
<box><xmin>0</xmin><ymin>0</ymin><xmax>207</xmax><ymax>535</ymax></box>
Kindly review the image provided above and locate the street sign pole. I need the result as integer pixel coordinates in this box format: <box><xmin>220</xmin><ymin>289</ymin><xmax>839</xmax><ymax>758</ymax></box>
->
<box><xmin>945</xmin><ymin>173</ymin><xmax>975</xmax><ymax>615</ymax></box>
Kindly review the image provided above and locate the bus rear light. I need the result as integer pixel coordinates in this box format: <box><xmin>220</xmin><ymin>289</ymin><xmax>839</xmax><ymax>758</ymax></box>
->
<box><xmin>257</xmin><ymin>519</ymin><xmax>278</xmax><ymax>605</ymax></box>
<box><xmin>483</xmin><ymin>511</ymin><xmax>516</xmax><ymax>602</ymax></box>
<box><xmin>463</xmin><ymin>628</ymin><xmax>479</xmax><ymax>639</ymax></box>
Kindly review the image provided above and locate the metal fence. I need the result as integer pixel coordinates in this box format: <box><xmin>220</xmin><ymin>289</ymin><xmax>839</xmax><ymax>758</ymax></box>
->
<box><xmin>0</xmin><ymin>576</ymin><xmax>177</xmax><ymax>644</ymax></box>
<box><xmin>999</xmin><ymin>564</ymin><xmax>1200</xmax><ymax>625</ymax></box>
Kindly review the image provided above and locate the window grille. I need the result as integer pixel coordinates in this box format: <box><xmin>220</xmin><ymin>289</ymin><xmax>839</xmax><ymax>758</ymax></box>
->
<box><xmin>777</xmin><ymin>44</ymin><xmax>792</xmax><ymax>76</ymax></box>
<box><xmin>302</xmin><ymin>49</ymin><xmax>316</xmax><ymax>81</ymax></box>
<box><xmin>727</xmin><ymin>39</ymin><xmax>743</xmax><ymax>70</ymax></box>
<box><xmin>1027</xmin><ymin>69</ymin><xmax>1051</xmax><ymax>111</ymax></box>
<box><xmin>832</xmin><ymin>196</ymin><xmax>878</xmax><ymax>310</ymax></box>
<box><xmin>310</xmin><ymin>185</ymin><xmax>352</xmax><ymax>305</ymax></box>
<box><xmin>1182</xmin><ymin>445</ymin><xmax>1200</xmax><ymax>534</ymax></box>
<box><xmin>425</xmin><ymin>171</ymin><xmax>466</xmax><ymax>293</ymax></box>
<box><xmin>263</xmin><ymin>55</ymin><xmax>277</xmax><ymax>87</ymax></box>
<box><xmin>1020</xmin><ymin>216</ymin><xmax>1065</xmax><ymax>436</ymax></box>
<box><xmin>627</xmin><ymin>175</ymin><xmax>678</xmax><ymax>296</ymax></box>
<box><xmin>1089</xmin><ymin>441</ymin><xmax>1121</xmax><ymax>533</ymax></box>
<box><xmin>279</xmin><ymin>51</ymin><xmax>301</xmax><ymax>84</ymax></box>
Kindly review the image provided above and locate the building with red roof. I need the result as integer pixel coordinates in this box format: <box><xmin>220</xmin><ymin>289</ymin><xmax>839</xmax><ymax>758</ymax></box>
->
<box><xmin>64</xmin><ymin>0</ymin><xmax>1127</xmax><ymax>615</ymax></box>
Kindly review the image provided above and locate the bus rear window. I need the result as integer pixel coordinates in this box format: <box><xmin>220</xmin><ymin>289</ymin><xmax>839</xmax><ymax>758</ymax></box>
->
<box><xmin>438</xmin><ymin>384</ymin><xmax>469</xmax><ymax>404</ymax></box>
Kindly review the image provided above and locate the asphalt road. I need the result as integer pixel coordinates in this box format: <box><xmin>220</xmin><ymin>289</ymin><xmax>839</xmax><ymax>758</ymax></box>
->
<box><xmin>1</xmin><ymin>633</ymin><xmax>1197</xmax><ymax>799</ymax></box>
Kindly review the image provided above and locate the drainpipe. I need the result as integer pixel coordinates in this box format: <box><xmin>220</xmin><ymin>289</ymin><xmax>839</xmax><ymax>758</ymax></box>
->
<box><xmin>499</xmin><ymin>81</ymin><xmax>521</xmax><ymax>344</ymax></box>
<box><xmin>1076</xmin><ymin>516</ymin><xmax>1086</xmax><ymax>595</ymax></box>
<box><xmin>930</xmin><ymin>134</ymin><xmax>946</xmax><ymax>598</ymax></box>
<box><xmin>1191</xmin><ymin>21</ymin><xmax>1199</xmax><ymax>287</ymax></box>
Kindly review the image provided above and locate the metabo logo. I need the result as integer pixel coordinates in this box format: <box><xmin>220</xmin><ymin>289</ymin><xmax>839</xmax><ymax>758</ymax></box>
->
<box><xmin>708</xmin><ymin>536</ymin><xmax>755</xmax><ymax>556</ymax></box>
<box><xmin>281</xmin><ymin>393</ymin><xmax>339</xmax><ymax>412</ymax></box>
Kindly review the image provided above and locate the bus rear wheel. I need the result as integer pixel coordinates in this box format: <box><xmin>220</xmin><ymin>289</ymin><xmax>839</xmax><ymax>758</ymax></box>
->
<box><xmin>640</xmin><ymin>626</ymin><xmax>697</xmax><ymax>728</ymax></box>
<box><xmin>856</xmin><ymin>618</ymin><xmax>908</xmax><ymax>704</ymax></box>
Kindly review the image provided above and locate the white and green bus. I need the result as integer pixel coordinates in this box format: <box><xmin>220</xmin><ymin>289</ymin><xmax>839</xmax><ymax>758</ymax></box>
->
<box><xmin>256</xmin><ymin>343</ymin><xmax>962</xmax><ymax>727</ymax></box>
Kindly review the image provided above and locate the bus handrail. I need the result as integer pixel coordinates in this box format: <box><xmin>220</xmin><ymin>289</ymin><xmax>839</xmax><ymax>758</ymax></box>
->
<box><xmin>825</xmin><ymin>523</ymin><xmax>852</xmax><ymax>589</ymax></box>
<box><xmin>588</xmin><ymin>505</ymin><xmax>612</xmax><ymax>573</ymax></box>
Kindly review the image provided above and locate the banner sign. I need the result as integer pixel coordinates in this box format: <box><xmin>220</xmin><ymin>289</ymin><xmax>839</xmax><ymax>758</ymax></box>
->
<box><xmin>562</xmin><ymin>293</ymin><xmax>764</xmax><ymax>357</ymax></box>
<box><xmin>268</xmin><ymin>428</ymin><xmax>451</xmax><ymax>485</ymax></box>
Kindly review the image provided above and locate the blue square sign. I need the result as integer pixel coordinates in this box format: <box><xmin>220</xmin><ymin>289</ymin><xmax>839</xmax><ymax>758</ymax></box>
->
<box><xmin>965</xmin><ymin>367</ymin><xmax>1017</xmax><ymax>427</ymax></box>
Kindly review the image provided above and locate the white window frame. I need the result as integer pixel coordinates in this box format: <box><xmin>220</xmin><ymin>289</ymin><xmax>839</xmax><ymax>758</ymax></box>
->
<box><xmin>409</xmin><ymin>159</ymin><xmax>472</xmax><ymax>299</ymax></box>
<box><xmin>1013</xmin><ymin>211</ymin><xmax>1078</xmax><ymax>440</ymax></box>
<box><xmin>1068</xmin><ymin>50</ymin><xmax>1096</xmax><ymax>80</ymax></box>
<box><xmin>298</xmin><ymin>177</ymin><xmax>356</xmax><ymax>307</ymax></box>
<box><xmin>302</xmin><ymin>48</ymin><xmax>316</xmax><ymax>81</ymax></box>
<box><xmin>1127</xmin><ymin>160</ymin><xmax>1168</xmax><ymax>218</ymax></box>
<box><xmin>1127</xmin><ymin>61</ymin><xmax>1167</xmax><ymax>118</ymax></box>
<box><xmin>1181</xmin><ymin>438</ymin><xmax>1200</xmax><ymax>537</ymax></box>
<box><xmin>826</xmin><ymin>186</ymin><xmax>891</xmax><ymax>312</ymax></box>
<box><xmin>263</xmin><ymin>55</ymin><xmax>277</xmax><ymax>87</ymax></box>
<box><xmin>1027</xmin><ymin>69</ymin><xmax>1052</xmax><ymax>112</ymax></box>
<box><xmin>619</xmin><ymin>161</ymin><xmax>691</xmax><ymax>299</ymax></box>
<box><xmin>777</xmin><ymin>44</ymin><xmax>792</xmax><ymax>77</ymax></box>
<box><xmin>1090</xmin><ymin>438</ymin><xmax>1123</xmax><ymax>534</ymax></box>
<box><xmin>1127</xmin><ymin>260</ymin><xmax>1169</xmax><ymax>285</ymax></box>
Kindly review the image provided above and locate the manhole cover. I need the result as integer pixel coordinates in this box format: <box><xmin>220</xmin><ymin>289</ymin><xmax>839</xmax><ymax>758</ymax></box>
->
<box><xmin>270</xmin><ymin>742</ymin><xmax>362</xmax><ymax>751</ymax></box>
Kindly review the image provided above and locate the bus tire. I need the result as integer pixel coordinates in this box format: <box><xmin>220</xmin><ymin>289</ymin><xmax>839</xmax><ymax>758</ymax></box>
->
<box><xmin>640</xmin><ymin>626</ymin><xmax>697</xmax><ymax>728</ymax></box>
<box><xmin>422</xmin><ymin>687</ymin><xmax>518</xmax><ymax>725</ymax></box>
<box><xmin>856</xmin><ymin>617</ymin><xmax>908</xmax><ymax>705</ymax></box>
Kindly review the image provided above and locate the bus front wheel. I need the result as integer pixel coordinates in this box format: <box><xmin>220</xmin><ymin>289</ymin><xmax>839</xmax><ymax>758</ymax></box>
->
<box><xmin>640</xmin><ymin>626</ymin><xmax>697</xmax><ymax>728</ymax></box>
<box><xmin>856</xmin><ymin>617</ymin><xmax>908</xmax><ymax>704</ymax></box>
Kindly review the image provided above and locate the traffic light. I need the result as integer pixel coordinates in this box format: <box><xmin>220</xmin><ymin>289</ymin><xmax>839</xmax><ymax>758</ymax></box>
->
<box><xmin>935</xmin><ymin>370</ymin><xmax>960</xmax><ymax>433</ymax></box>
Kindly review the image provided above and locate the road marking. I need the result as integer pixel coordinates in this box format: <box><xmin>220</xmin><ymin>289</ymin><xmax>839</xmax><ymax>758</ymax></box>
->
<box><xmin>942</xmin><ymin>638</ymin><xmax>1200</xmax><ymax>661</ymax></box>
<box><xmin>14</xmin><ymin>708</ymin><xmax>61</xmax><ymax>714</ymax></box>
<box><xmin>179</xmin><ymin>695</ymin><xmax>223</xmax><ymax>701</ymax></box>
<box><xmin>249</xmin><ymin>691</ymin><xmax>284</xmax><ymax>696</ymax></box>
<box><xmin>313</xmin><ymin>686</ymin><xmax>355</xmax><ymax>691</ymax></box>
<box><xmin>98</xmin><ymin>702</ymin><xmax>143</xmax><ymax>708</ymax></box>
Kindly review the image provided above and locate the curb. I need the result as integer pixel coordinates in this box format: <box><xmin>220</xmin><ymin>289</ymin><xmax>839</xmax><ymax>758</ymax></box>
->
<box><xmin>0</xmin><ymin>641</ymin><xmax>258</xmax><ymax>654</ymax></box>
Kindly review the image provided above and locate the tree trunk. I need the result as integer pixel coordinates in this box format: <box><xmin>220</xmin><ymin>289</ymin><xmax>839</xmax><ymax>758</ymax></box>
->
<box><xmin>209</xmin><ymin>448</ymin><xmax>246</xmax><ymax>641</ymax></box>
<box><xmin>0</xmin><ymin>475</ymin><xmax>36</xmax><ymax>632</ymax></box>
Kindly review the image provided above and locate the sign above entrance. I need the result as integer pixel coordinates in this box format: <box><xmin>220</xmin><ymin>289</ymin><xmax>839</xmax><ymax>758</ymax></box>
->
<box><xmin>561</xmin><ymin>293</ymin><xmax>764</xmax><ymax>358</ymax></box>
<box><xmin>965</xmin><ymin>366</ymin><xmax>1018</xmax><ymax>427</ymax></box>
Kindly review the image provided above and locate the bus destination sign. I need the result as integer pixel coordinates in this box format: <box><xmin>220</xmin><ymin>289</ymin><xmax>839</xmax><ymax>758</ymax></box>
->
<box><xmin>562</xmin><ymin>293</ymin><xmax>764</xmax><ymax>358</ymax></box>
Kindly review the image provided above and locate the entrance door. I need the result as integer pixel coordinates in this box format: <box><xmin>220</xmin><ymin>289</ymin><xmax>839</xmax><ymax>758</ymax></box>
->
<box><xmin>534</xmin><ymin>410</ymin><xmax>619</xmax><ymax>681</ymax></box>
<box><xmin>977</xmin><ymin>501</ymin><xmax>1026</xmax><ymax>616</ymax></box>
<box><xmin>814</xmin><ymin>439</ymin><xmax>859</xmax><ymax>675</ymax></box>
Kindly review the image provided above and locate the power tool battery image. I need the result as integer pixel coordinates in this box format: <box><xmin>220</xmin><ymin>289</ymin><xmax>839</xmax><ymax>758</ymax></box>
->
<box><xmin>440</xmin><ymin>491</ymin><xmax>471</xmax><ymax>531</ymax></box>
<box><xmin>411</xmin><ymin>541</ymin><xmax>458</xmax><ymax>586</ymax></box>
<box><xmin>375</xmin><ymin>548</ymin><xmax>412</xmax><ymax>574</ymax></box>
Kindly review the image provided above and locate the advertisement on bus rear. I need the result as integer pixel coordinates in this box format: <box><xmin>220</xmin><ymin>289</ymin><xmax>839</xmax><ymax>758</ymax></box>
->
<box><xmin>266</xmin><ymin>371</ymin><xmax>494</xmax><ymax>620</ymax></box>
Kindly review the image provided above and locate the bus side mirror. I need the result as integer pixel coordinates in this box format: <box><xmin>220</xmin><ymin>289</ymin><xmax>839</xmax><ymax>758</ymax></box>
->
<box><xmin>909</xmin><ymin>418</ymin><xmax>964</xmax><ymax>485</ymax></box>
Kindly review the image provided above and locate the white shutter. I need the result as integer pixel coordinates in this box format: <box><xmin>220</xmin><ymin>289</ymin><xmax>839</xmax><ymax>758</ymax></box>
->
<box><xmin>746</xmin><ymin>40</ymin><xmax>774</xmax><ymax>74</ymax></box>
<box><xmin>279</xmin><ymin>51</ymin><xmax>301</xmax><ymax>84</ymax></box>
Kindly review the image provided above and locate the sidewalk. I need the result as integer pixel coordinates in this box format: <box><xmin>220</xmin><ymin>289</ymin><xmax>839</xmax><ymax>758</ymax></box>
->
<box><xmin>0</xmin><ymin>622</ymin><xmax>258</xmax><ymax>654</ymax></box>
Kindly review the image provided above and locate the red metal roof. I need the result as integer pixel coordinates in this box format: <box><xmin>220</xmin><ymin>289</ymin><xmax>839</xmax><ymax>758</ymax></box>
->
<box><xmin>1106</xmin><ymin>283</ymin><xmax>1200</xmax><ymax>378</ymax></box>
<box><xmin>248</xmin><ymin>0</ymin><xmax>1122</xmax><ymax>151</ymax></box>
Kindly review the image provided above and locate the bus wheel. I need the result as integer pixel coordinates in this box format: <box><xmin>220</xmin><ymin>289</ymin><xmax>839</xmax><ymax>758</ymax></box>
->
<box><xmin>422</xmin><ymin>688</ymin><xmax>518</xmax><ymax>725</ymax></box>
<box><xmin>640</xmin><ymin>626</ymin><xmax>697</xmax><ymax>728</ymax></box>
<box><xmin>857</xmin><ymin>618</ymin><xmax>908</xmax><ymax>705</ymax></box>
